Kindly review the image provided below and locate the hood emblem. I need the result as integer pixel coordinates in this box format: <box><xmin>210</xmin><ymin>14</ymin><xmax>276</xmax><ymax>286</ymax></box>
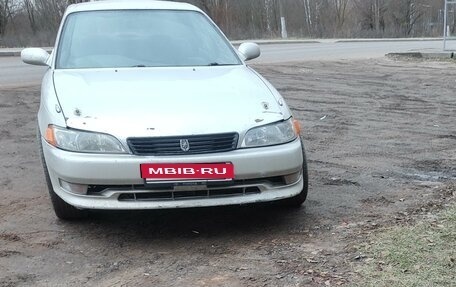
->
<box><xmin>180</xmin><ymin>139</ymin><xmax>190</xmax><ymax>152</ymax></box>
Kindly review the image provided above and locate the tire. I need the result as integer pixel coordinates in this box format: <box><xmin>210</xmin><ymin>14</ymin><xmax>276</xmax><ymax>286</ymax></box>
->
<box><xmin>280</xmin><ymin>142</ymin><xmax>309</xmax><ymax>208</ymax></box>
<box><xmin>37</xmin><ymin>129</ymin><xmax>88</xmax><ymax>220</ymax></box>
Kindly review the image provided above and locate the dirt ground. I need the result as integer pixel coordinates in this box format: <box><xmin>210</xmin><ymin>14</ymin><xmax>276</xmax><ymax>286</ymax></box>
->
<box><xmin>0</xmin><ymin>58</ymin><xmax>455</xmax><ymax>287</ymax></box>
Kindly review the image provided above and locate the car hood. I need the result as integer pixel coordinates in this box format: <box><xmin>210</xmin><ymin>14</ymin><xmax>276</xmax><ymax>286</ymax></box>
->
<box><xmin>53</xmin><ymin>66</ymin><xmax>286</xmax><ymax>137</ymax></box>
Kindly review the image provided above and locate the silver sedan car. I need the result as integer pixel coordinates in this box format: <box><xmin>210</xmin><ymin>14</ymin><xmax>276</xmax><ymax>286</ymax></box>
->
<box><xmin>22</xmin><ymin>0</ymin><xmax>308</xmax><ymax>220</ymax></box>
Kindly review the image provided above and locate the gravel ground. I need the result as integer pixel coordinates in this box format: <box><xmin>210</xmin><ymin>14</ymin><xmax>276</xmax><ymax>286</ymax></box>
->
<box><xmin>0</xmin><ymin>58</ymin><xmax>455</xmax><ymax>286</ymax></box>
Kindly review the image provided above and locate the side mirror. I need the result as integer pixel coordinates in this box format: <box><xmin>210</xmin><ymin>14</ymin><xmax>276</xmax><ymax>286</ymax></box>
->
<box><xmin>21</xmin><ymin>48</ymin><xmax>50</xmax><ymax>66</ymax></box>
<box><xmin>238</xmin><ymin>42</ymin><xmax>260</xmax><ymax>61</ymax></box>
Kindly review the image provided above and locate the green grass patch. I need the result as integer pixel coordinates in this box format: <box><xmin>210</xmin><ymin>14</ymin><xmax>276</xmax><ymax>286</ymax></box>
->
<box><xmin>354</xmin><ymin>203</ymin><xmax>456</xmax><ymax>287</ymax></box>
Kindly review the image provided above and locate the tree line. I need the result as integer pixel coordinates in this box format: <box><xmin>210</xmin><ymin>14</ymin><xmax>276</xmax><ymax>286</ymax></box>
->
<box><xmin>0</xmin><ymin>0</ymin><xmax>451</xmax><ymax>47</ymax></box>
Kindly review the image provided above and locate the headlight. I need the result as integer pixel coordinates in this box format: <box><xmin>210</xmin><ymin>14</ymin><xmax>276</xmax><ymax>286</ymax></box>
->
<box><xmin>45</xmin><ymin>125</ymin><xmax>127</xmax><ymax>154</ymax></box>
<box><xmin>242</xmin><ymin>118</ymin><xmax>300</xmax><ymax>148</ymax></box>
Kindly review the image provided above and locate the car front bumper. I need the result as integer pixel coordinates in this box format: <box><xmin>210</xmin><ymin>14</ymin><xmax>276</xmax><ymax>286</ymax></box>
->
<box><xmin>42</xmin><ymin>137</ymin><xmax>304</xmax><ymax>210</ymax></box>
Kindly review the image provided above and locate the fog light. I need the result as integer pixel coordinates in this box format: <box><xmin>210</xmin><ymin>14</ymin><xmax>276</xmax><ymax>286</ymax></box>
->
<box><xmin>59</xmin><ymin>179</ymin><xmax>88</xmax><ymax>195</ymax></box>
<box><xmin>284</xmin><ymin>170</ymin><xmax>302</xmax><ymax>185</ymax></box>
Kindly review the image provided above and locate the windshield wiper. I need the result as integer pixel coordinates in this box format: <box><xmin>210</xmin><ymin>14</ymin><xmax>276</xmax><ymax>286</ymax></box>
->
<box><xmin>131</xmin><ymin>64</ymin><xmax>147</xmax><ymax>67</ymax></box>
<box><xmin>207</xmin><ymin>62</ymin><xmax>235</xmax><ymax>66</ymax></box>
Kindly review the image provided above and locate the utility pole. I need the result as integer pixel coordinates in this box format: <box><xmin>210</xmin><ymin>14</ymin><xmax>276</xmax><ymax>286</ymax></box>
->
<box><xmin>443</xmin><ymin>0</ymin><xmax>456</xmax><ymax>50</ymax></box>
<box><xmin>279</xmin><ymin>0</ymin><xmax>288</xmax><ymax>39</ymax></box>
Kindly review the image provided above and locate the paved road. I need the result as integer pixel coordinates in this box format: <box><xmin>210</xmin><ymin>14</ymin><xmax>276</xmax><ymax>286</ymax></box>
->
<box><xmin>0</xmin><ymin>56</ymin><xmax>48</xmax><ymax>88</ymax></box>
<box><xmin>253</xmin><ymin>40</ymin><xmax>443</xmax><ymax>63</ymax></box>
<box><xmin>0</xmin><ymin>40</ymin><xmax>444</xmax><ymax>88</ymax></box>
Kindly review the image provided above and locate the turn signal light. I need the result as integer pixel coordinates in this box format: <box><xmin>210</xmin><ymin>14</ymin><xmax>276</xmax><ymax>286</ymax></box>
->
<box><xmin>293</xmin><ymin>119</ymin><xmax>301</xmax><ymax>135</ymax></box>
<box><xmin>45</xmin><ymin>125</ymin><xmax>57</xmax><ymax>146</ymax></box>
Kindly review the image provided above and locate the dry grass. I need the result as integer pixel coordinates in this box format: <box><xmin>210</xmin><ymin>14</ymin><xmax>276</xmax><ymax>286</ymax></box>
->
<box><xmin>353</xmin><ymin>201</ymin><xmax>456</xmax><ymax>287</ymax></box>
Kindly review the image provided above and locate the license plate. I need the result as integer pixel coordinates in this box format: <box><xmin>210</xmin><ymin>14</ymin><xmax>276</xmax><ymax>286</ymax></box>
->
<box><xmin>140</xmin><ymin>163</ymin><xmax>234</xmax><ymax>181</ymax></box>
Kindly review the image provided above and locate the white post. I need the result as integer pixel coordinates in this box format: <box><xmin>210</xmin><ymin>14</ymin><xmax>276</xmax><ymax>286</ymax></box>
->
<box><xmin>279</xmin><ymin>0</ymin><xmax>288</xmax><ymax>39</ymax></box>
<box><xmin>281</xmin><ymin>17</ymin><xmax>288</xmax><ymax>39</ymax></box>
<box><xmin>444</xmin><ymin>0</ymin><xmax>448</xmax><ymax>50</ymax></box>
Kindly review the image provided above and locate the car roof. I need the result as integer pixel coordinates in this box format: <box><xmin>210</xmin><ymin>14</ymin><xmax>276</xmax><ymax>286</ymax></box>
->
<box><xmin>66</xmin><ymin>0</ymin><xmax>201</xmax><ymax>14</ymax></box>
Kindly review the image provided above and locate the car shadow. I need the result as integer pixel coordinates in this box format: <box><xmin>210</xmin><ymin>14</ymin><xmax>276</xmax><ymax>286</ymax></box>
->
<box><xmin>59</xmin><ymin>203</ymin><xmax>315</xmax><ymax>242</ymax></box>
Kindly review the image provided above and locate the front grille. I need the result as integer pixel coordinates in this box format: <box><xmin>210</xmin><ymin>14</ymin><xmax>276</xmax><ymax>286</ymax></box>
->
<box><xmin>86</xmin><ymin>177</ymin><xmax>286</xmax><ymax>196</ymax></box>
<box><xmin>117</xmin><ymin>187</ymin><xmax>261</xmax><ymax>202</ymax></box>
<box><xmin>127</xmin><ymin>133</ymin><xmax>239</xmax><ymax>156</ymax></box>
<box><xmin>86</xmin><ymin>176</ymin><xmax>290</xmax><ymax>201</ymax></box>
<box><xmin>141</xmin><ymin>177</ymin><xmax>286</xmax><ymax>190</ymax></box>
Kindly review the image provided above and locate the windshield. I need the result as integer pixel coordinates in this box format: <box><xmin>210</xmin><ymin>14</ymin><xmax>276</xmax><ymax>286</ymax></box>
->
<box><xmin>56</xmin><ymin>10</ymin><xmax>241</xmax><ymax>69</ymax></box>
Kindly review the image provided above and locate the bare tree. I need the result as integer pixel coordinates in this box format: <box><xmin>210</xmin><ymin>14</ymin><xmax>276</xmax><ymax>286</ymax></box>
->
<box><xmin>299</xmin><ymin>0</ymin><xmax>328</xmax><ymax>37</ymax></box>
<box><xmin>0</xmin><ymin>0</ymin><xmax>14</xmax><ymax>35</ymax></box>
<box><xmin>334</xmin><ymin>0</ymin><xmax>351</xmax><ymax>31</ymax></box>
<box><xmin>354</xmin><ymin>0</ymin><xmax>387</xmax><ymax>35</ymax></box>
<box><xmin>23</xmin><ymin>0</ymin><xmax>37</xmax><ymax>33</ymax></box>
<box><xmin>301</xmin><ymin>0</ymin><xmax>315</xmax><ymax>36</ymax></box>
<box><xmin>389</xmin><ymin>0</ymin><xmax>424</xmax><ymax>36</ymax></box>
<box><xmin>265</xmin><ymin>0</ymin><xmax>274</xmax><ymax>35</ymax></box>
<box><xmin>0</xmin><ymin>0</ymin><xmax>448</xmax><ymax>47</ymax></box>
